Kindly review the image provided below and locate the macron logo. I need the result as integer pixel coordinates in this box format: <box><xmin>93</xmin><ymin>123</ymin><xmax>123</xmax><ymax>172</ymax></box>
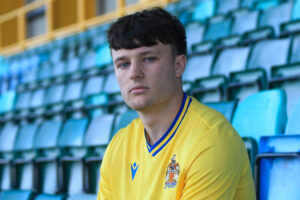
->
<box><xmin>131</xmin><ymin>162</ymin><xmax>139</xmax><ymax>180</ymax></box>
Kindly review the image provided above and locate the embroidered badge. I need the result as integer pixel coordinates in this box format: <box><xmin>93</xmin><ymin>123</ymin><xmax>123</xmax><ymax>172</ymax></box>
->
<box><xmin>165</xmin><ymin>154</ymin><xmax>180</xmax><ymax>189</ymax></box>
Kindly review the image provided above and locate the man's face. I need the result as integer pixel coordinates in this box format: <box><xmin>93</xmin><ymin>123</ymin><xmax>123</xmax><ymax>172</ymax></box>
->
<box><xmin>111</xmin><ymin>42</ymin><xmax>186</xmax><ymax>112</ymax></box>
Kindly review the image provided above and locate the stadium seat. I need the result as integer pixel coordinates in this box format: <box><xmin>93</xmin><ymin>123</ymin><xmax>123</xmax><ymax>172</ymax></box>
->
<box><xmin>185</xmin><ymin>22</ymin><xmax>204</xmax><ymax>53</ymax></box>
<box><xmin>192</xmin><ymin>0</ymin><xmax>215</xmax><ymax>22</ymax></box>
<box><xmin>203</xmin><ymin>15</ymin><xmax>232</xmax><ymax>43</ymax></box>
<box><xmin>12</xmin><ymin>122</ymin><xmax>40</xmax><ymax>190</ymax></box>
<box><xmin>285</xmin><ymin>96</ymin><xmax>300</xmax><ymax>134</ymax></box>
<box><xmin>112</xmin><ymin>109</ymin><xmax>139</xmax><ymax>137</ymax></box>
<box><xmin>0</xmin><ymin>190</ymin><xmax>34</xmax><ymax>200</ymax></box>
<box><xmin>66</xmin><ymin>194</ymin><xmax>96</xmax><ymax>200</ymax></box>
<box><xmin>231</xmin><ymin>9</ymin><xmax>259</xmax><ymax>36</ymax></box>
<box><xmin>35</xmin><ymin>117</ymin><xmax>88</xmax><ymax>199</ymax></box>
<box><xmin>268</xmin><ymin>34</ymin><xmax>300</xmax><ymax>116</ymax></box>
<box><xmin>81</xmin><ymin>49</ymin><xmax>96</xmax><ymax>70</ymax></box>
<box><xmin>183</xmin><ymin>53</ymin><xmax>214</xmax><ymax>92</ymax></box>
<box><xmin>256</xmin><ymin>135</ymin><xmax>300</xmax><ymax>199</ymax></box>
<box><xmin>232</xmin><ymin>89</ymin><xmax>287</xmax><ymax>170</ymax></box>
<box><xmin>191</xmin><ymin>46</ymin><xmax>250</xmax><ymax>102</ymax></box>
<box><xmin>33</xmin><ymin>119</ymin><xmax>63</xmax><ymax>195</ymax></box>
<box><xmin>83</xmin><ymin>114</ymin><xmax>115</xmax><ymax>194</ymax></box>
<box><xmin>216</xmin><ymin>0</ymin><xmax>240</xmax><ymax>14</ymax></box>
<box><xmin>95</xmin><ymin>43</ymin><xmax>112</xmax><ymax>68</ymax></box>
<box><xmin>205</xmin><ymin>100</ymin><xmax>238</xmax><ymax>122</ymax></box>
<box><xmin>82</xmin><ymin>75</ymin><xmax>105</xmax><ymax>98</ymax></box>
<box><xmin>280</xmin><ymin>0</ymin><xmax>300</xmax><ymax>36</ymax></box>
<box><xmin>0</xmin><ymin>123</ymin><xmax>19</xmax><ymax>190</ymax></box>
<box><xmin>227</xmin><ymin>38</ymin><xmax>290</xmax><ymax>101</ymax></box>
<box><xmin>0</xmin><ymin>91</ymin><xmax>16</xmax><ymax>114</ymax></box>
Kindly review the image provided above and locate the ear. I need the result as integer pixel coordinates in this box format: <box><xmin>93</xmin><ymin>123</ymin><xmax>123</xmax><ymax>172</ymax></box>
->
<box><xmin>174</xmin><ymin>55</ymin><xmax>186</xmax><ymax>78</ymax></box>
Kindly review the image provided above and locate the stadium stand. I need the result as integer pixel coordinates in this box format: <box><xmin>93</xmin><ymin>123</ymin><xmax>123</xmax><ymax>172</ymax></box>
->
<box><xmin>1</xmin><ymin>0</ymin><xmax>300</xmax><ymax>199</ymax></box>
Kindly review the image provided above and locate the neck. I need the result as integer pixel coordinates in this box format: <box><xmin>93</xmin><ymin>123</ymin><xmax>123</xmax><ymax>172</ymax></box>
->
<box><xmin>138</xmin><ymin>91</ymin><xmax>184</xmax><ymax>146</ymax></box>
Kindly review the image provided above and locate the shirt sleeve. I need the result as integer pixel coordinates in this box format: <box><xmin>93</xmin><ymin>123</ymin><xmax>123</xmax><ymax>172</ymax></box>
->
<box><xmin>179</xmin><ymin>124</ymin><xmax>256</xmax><ymax>200</ymax></box>
<box><xmin>97</xmin><ymin>140</ymin><xmax>114</xmax><ymax>200</ymax></box>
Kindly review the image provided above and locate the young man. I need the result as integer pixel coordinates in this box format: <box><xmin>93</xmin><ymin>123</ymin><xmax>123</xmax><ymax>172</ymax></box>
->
<box><xmin>97</xmin><ymin>8</ymin><xmax>255</xmax><ymax>200</ymax></box>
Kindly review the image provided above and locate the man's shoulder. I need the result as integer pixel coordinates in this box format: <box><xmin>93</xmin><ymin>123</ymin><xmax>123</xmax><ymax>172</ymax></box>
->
<box><xmin>110</xmin><ymin>117</ymin><xmax>143</xmax><ymax>146</ymax></box>
<box><xmin>188</xmin><ymin>97</ymin><xmax>229</xmax><ymax>129</ymax></box>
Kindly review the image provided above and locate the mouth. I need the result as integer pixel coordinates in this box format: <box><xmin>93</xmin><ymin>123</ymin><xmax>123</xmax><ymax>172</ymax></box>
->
<box><xmin>129</xmin><ymin>86</ymin><xmax>149</xmax><ymax>94</ymax></box>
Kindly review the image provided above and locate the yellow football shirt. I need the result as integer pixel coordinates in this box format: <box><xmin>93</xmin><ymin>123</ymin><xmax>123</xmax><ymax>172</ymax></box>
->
<box><xmin>98</xmin><ymin>94</ymin><xmax>256</xmax><ymax>199</ymax></box>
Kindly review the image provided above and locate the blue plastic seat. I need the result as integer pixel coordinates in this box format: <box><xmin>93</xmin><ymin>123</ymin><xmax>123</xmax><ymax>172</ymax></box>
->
<box><xmin>191</xmin><ymin>46</ymin><xmax>250</xmax><ymax>102</ymax></box>
<box><xmin>231</xmin><ymin>10</ymin><xmax>259</xmax><ymax>35</ymax></box>
<box><xmin>0</xmin><ymin>123</ymin><xmax>19</xmax><ymax>190</ymax></box>
<box><xmin>95</xmin><ymin>43</ymin><xmax>112</xmax><ymax>68</ymax></box>
<box><xmin>216</xmin><ymin>0</ymin><xmax>240</xmax><ymax>14</ymax></box>
<box><xmin>285</xmin><ymin>96</ymin><xmax>300</xmax><ymax>134</ymax></box>
<box><xmin>228</xmin><ymin>38</ymin><xmax>291</xmax><ymax>101</ymax></box>
<box><xmin>256</xmin><ymin>135</ymin><xmax>300</xmax><ymax>200</ymax></box>
<box><xmin>232</xmin><ymin>89</ymin><xmax>287</xmax><ymax>170</ymax></box>
<box><xmin>112</xmin><ymin>109</ymin><xmax>139</xmax><ymax>137</ymax></box>
<box><xmin>0</xmin><ymin>90</ymin><xmax>16</xmax><ymax>114</ymax></box>
<box><xmin>192</xmin><ymin>0</ymin><xmax>215</xmax><ymax>22</ymax></box>
<box><xmin>67</xmin><ymin>194</ymin><xmax>96</xmax><ymax>200</ymax></box>
<box><xmin>63</xmin><ymin>80</ymin><xmax>83</xmax><ymax>103</ymax></box>
<box><xmin>185</xmin><ymin>22</ymin><xmax>204</xmax><ymax>53</ymax></box>
<box><xmin>13</xmin><ymin>122</ymin><xmax>40</xmax><ymax>190</ymax></box>
<box><xmin>0</xmin><ymin>190</ymin><xmax>34</xmax><ymax>200</ymax></box>
<box><xmin>83</xmin><ymin>114</ymin><xmax>116</xmax><ymax>194</ymax></box>
<box><xmin>205</xmin><ymin>101</ymin><xmax>238</xmax><ymax>122</ymax></box>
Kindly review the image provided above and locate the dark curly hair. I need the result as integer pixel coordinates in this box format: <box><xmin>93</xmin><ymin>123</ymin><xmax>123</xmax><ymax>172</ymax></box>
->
<box><xmin>107</xmin><ymin>7</ymin><xmax>187</xmax><ymax>56</ymax></box>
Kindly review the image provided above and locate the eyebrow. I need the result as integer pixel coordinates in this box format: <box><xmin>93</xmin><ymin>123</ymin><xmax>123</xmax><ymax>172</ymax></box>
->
<box><xmin>113</xmin><ymin>50</ymin><xmax>161</xmax><ymax>63</ymax></box>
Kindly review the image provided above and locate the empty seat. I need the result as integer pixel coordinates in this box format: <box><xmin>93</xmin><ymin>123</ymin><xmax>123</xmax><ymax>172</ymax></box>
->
<box><xmin>203</xmin><ymin>15</ymin><xmax>232</xmax><ymax>42</ymax></box>
<box><xmin>232</xmin><ymin>89</ymin><xmax>287</xmax><ymax>169</ymax></box>
<box><xmin>0</xmin><ymin>90</ymin><xmax>16</xmax><ymax>114</ymax></box>
<box><xmin>285</xmin><ymin>96</ymin><xmax>300</xmax><ymax>134</ymax></box>
<box><xmin>192</xmin><ymin>0</ymin><xmax>215</xmax><ymax>22</ymax></box>
<box><xmin>191</xmin><ymin>46</ymin><xmax>250</xmax><ymax>102</ymax></box>
<box><xmin>44</xmin><ymin>82</ymin><xmax>65</xmax><ymax>106</ymax></box>
<box><xmin>13</xmin><ymin>122</ymin><xmax>40</xmax><ymax>190</ymax></box>
<box><xmin>95</xmin><ymin>43</ymin><xmax>112</xmax><ymax>68</ymax></box>
<box><xmin>185</xmin><ymin>22</ymin><xmax>204</xmax><ymax>53</ymax></box>
<box><xmin>0</xmin><ymin>190</ymin><xmax>34</xmax><ymax>200</ymax></box>
<box><xmin>228</xmin><ymin>38</ymin><xmax>291</xmax><ymax>101</ymax></box>
<box><xmin>82</xmin><ymin>75</ymin><xmax>105</xmax><ymax>98</ymax></box>
<box><xmin>256</xmin><ymin>135</ymin><xmax>300</xmax><ymax>200</ymax></box>
<box><xmin>231</xmin><ymin>10</ymin><xmax>259</xmax><ymax>35</ymax></box>
<box><xmin>83</xmin><ymin>114</ymin><xmax>115</xmax><ymax>194</ymax></box>
<box><xmin>112</xmin><ymin>109</ymin><xmax>139</xmax><ymax>136</ymax></box>
<box><xmin>0</xmin><ymin>123</ymin><xmax>19</xmax><ymax>190</ymax></box>
<box><xmin>216</xmin><ymin>0</ymin><xmax>240</xmax><ymax>14</ymax></box>
<box><xmin>205</xmin><ymin>101</ymin><xmax>238</xmax><ymax>122</ymax></box>
<box><xmin>15</xmin><ymin>91</ymin><xmax>32</xmax><ymax>110</ymax></box>
<box><xmin>183</xmin><ymin>53</ymin><xmax>214</xmax><ymax>92</ymax></box>
<box><xmin>63</xmin><ymin>80</ymin><xmax>84</xmax><ymax>103</ymax></box>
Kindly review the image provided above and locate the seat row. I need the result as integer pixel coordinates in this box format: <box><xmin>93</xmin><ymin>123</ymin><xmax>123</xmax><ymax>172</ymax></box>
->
<box><xmin>0</xmin><ymin>109</ymin><xmax>139</xmax><ymax>200</ymax></box>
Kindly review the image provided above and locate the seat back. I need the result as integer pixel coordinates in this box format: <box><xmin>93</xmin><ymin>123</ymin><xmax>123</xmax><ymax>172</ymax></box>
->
<box><xmin>258</xmin><ymin>135</ymin><xmax>300</xmax><ymax>199</ymax></box>
<box><xmin>82</xmin><ymin>76</ymin><xmax>105</xmax><ymax>98</ymax></box>
<box><xmin>0</xmin><ymin>90</ymin><xmax>16</xmax><ymax>113</ymax></box>
<box><xmin>212</xmin><ymin>47</ymin><xmax>250</xmax><ymax>77</ymax></box>
<box><xmin>63</xmin><ymin>80</ymin><xmax>83</xmax><ymax>102</ymax></box>
<box><xmin>45</xmin><ymin>83</ymin><xmax>65</xmax><ymax>105</ymax></box>
<box><xmin>285</xmin><ymin>96</ymin><xmax>300</xmax><ymax>134</ymax></box>
<box><xmin>247</xmin><ymin>39</ymin><xmax>290</xmax><ymax>78</ymax></box>
<box><xmin>232</xmin><ymin>89</ymin><xmax>287</xmax><ymax>142</ymax></box>
<box><xmin>205</xmin><ymin>101</ymin><xmax>238</xmax><ymax>122</ymax></box>
<box><xmin>231</xmin><ymin>10</ymin><xmax>259</xmax><ymax>35</ymax></box>
<box><xmin>192</xmin><ymin>0</ymin><xmax>215</xmax><ymax>21</ymax></box>
<box><xmin>95</xmin><ymin>43</ymin><xmax>112</xmax><ymax>68</ymax></box>
<box><xmin>216</xmin><ymin>0</ymin><xmax>240</xmax><ymax>14</ymax></box>
<box><xmin>0</xmin><ymin>123</ymin><xmax>19</xmax><ymax>190</ymax></box>
<box><xmin>204</xmin><ymin>16</ymin><xmax>232</xmax><ymax>42</ymax></box>
<box><xmin>14</xmin><ymin>122</ymin><xmax>40</xmax><ymax>190</ymax></box>
<box><xmin>0</xmin><ymin>190</ymin><xmax>34</xmax><ymax>200</ymax></box>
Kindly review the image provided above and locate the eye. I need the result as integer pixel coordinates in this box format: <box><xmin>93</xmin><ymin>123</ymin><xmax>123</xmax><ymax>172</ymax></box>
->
<box><xmin>144</xmin><ymin>57</ymin><xmax>157</xmax><ymax>63</ymax></box>
<box><xmin>117</xmin><ymin>62</ymin><xmax>130</xmax><ymax>69</ymax></box>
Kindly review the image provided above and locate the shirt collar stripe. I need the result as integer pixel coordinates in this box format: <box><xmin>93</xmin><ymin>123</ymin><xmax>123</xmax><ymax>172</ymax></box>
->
<box><xmin>152</xmin><ymin>97</ymin><xmax>192</xmax><ymax>157</ymax></box>
<box><xmin>146</xmin><ymin>93</ymin><xmax>187</xmax><ymax>152</ymax></box>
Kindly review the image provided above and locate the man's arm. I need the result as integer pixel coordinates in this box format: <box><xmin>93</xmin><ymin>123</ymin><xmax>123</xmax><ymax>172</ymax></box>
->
<box><xmin>180</xmin><ymin>125</ymin><xmax>256</xmax><ymax>200</ymax></box>
<box><xmin>97</xmin><ymin>143</ymin><xmax>113</xmax><ymax>200</ymax></box>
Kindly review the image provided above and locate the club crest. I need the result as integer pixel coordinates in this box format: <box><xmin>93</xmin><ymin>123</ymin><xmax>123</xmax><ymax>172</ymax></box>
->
<box><xmin>165</xmin><ymin>154</ymin><xmax>180</xmax><ymax>189</ymax></box>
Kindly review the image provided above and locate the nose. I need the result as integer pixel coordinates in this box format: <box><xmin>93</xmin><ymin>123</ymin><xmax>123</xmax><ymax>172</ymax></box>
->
<box><xmin>130</xmin><ymin>60</ymin><xmax>144</xmax><ymax>80</ymax></box>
